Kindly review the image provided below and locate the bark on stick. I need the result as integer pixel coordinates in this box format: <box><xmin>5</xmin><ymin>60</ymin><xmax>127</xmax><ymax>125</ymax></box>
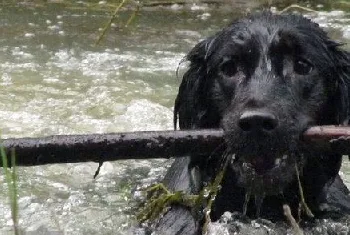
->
<box><xmin>0</xmin><ymin>125</ymin><xmax>349</xmax><ymax>167</ymax></box>
<box><xmin>0</xmin><ymin>129</ymin><xmax>224</xmax><ymax>166</ymax></box>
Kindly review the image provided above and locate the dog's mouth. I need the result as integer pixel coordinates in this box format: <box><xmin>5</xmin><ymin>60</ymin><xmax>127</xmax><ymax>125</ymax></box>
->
<box><xmin>222</xmin><ymin>114</ymin><xmax>309</xmax><ymax>196</ymax></box>
<box><xmin>230</xmin><ymin>152</ymin><xmax>303</xmax><ymax>195</ymax></box>
<box><xmin>243</xmin><ymin>155</ymin><xmax>284</xmax><ymax>175</ymax></box>
<box><xmin>245</xmin><ymin>152</ymin><xmax>297</xmax><ymax>174</ymax></box>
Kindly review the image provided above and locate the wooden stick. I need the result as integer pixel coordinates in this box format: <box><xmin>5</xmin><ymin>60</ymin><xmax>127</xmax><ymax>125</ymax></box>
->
<box><xmin>0</xmin><ymin>129</ymin><xmax>224</xmax><ymax>166</ymax></box>
<box><xmin>303</xmin><ymin>126</ymin><xmax>350</xmax><ymax>155</ymax></box>
<box><xmin>0</xmin><ymin>125</ymin><xmax>349</xmax><ymax>167</ymax></box>
<box><xmin>303</xmin><ymin>126</ymin><xmax>350</xmax><ymax>141</ymax></box>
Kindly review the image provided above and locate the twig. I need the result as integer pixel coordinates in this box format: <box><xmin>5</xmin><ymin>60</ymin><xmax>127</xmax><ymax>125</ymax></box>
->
<box><xmin>125</xmin><ymin>5</ymin><xmax>140</xmax><ymax>27</ymax></box>
<box><xmin>201</xmin><ymin>159</ymin><xmax>228</xmax><ymax>234</ymax></box>
<box><xmin>95</xmin><ymin>0</ymin><xmax>130</xmax><ymax>46</ymax></box>
<box><xmin>295</xmin><ymin>164</ymin><xmax>314</xmax><ymax>218</ymax></box>
<box><xmin>283</xmin><ymin>204</ymin><xmax>304</xmax><ymax>235</ymax></box>
<box><xmin>278</xmin><ymin>4</ymin><xmax>318</xmax><ymax>14</ymax></box>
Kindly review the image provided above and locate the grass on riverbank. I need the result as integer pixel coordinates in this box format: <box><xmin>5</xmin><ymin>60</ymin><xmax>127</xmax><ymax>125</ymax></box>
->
<box><xmin>1</xmin><ymin>147</ymin><xmax>19</xmax><ymax>235</ymax></box>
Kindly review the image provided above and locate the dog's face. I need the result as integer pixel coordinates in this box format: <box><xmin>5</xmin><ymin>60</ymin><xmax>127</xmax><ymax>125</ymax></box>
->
<box><xmin>215</xmin><ymin>15</ymin><xmax>338</xmax><ymax>194</ymax></box>
<box><xmin>175</xmin><ymin>13</ymin><xmax>350</xmax><ymax>195</ymax></box>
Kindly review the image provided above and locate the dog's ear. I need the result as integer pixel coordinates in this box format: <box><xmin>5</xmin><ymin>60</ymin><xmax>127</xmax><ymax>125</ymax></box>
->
<box><xmin>331</xmin><ymin>43</ymin><xmax>350</xmax><ymax>125</ymax></box>
<box><xmin>174</xmin><ymin>36</ymin><xmax>220</xmax><ymax>130</ymax></box>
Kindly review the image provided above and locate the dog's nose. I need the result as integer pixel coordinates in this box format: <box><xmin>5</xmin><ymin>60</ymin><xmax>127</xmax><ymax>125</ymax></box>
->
<box><xmin>238</xmin><ymin>111</ymin><xmax>278</xmax><ymax>132</ymax></box>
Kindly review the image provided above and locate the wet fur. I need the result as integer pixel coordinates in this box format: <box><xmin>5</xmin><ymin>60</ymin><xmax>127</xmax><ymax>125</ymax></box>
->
<box><xmin>156</xmin><ymin>12</ymin><xmax>350</xmax><ymax>235</ymax></box>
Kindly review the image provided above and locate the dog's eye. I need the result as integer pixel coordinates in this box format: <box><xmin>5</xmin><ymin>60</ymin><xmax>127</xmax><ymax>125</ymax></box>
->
<box><xmin>220</xmin><ymin>60</ymin><xmax>237</xmax><ymax>77</ymax></box>
<box><xmin>294</xmin><ymin>59</ymin><xmax>313</xmax><ymax>75</ymax></box>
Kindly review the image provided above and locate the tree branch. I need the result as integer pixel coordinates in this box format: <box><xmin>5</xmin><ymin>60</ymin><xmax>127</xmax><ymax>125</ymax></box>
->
<box><xmin>0</xmin><ymin>129</ymin><xmax>224</xmax><ymax>166</ymax></box>
<box><xmin>0</xmin><ymin>125</ymin><xmax>349</xmax><ymax>167</ymax></box>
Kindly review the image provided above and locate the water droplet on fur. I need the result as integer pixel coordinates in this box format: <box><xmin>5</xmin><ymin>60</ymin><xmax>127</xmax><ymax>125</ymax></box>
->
<box><xmin>203</xmin><ymin>188</ymin><xmax>210</xmax><ymax>198</ymax></box>
<box><xmin>274</xmin><ymin>158</ymin><xmax>281</xmax><ymax>166</ymax></box>
<box><xmin>232</xmin><ymin>154</ymin><xmax>236</xmax><ymax>160</ymax></box>
<box><xmin>267</xmin><ymin>60</ymin><xmax>272</xmax><ymax>72</ymax></box>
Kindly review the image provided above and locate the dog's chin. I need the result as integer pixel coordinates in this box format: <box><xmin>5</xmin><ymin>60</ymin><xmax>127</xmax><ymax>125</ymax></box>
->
<box><xmin>225</xmin><ymin>129</ymin><xmax>306</xmax><ymax>195</ymax></box>
<box><xmin>230</xmin><ymin>151</ymin><xmax>305</xmax><ymax>196</ymax></box>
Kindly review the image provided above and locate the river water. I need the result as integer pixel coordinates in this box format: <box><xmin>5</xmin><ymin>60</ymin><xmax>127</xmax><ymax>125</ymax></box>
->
<box><xmin>0</xmin><ymin>2</ymin><xmax>350</xmax><ymax>235</ymax></box>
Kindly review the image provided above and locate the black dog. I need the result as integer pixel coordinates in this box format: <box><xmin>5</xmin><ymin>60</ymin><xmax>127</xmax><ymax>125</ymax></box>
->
<box><xmin>156</xmin><ymin>12</ymin><xmax>350</xmax><ymax>234</ymax></box>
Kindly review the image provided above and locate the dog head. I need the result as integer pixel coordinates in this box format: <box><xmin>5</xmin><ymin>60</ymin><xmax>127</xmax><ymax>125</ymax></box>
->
<box><xmin>175</xmin><ymin>12</ymin><xmax>350</xmax><ymax>195</ymax></box>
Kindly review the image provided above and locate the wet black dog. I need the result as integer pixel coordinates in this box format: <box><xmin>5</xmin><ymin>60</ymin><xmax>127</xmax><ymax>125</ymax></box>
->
<box><xmin>156</xmin><ymin>12</ymin><xmax>350</xmax><ymax>234</ymax></box>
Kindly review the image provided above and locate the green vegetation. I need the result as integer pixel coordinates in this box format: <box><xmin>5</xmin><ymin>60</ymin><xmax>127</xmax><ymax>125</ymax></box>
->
<box><xmin>95</xmin><ymin>0</ymin><xmax>139</xmax><ymax>45</ymax></box>
<box><xmin>137</xmin><ymin>159</ymin><xmax>228</xmax><ymax>234</ymax></box>
<box><xmin>1</xmin><ymin>147</ymin><xmax>19</xmax><ymax>235</ymax></box>
<box><xmin>137</xmin><ymin>160</ymin><xmax>315</xmax><ymax>234</ymax></box>
<box><xmin>137</xmin><ymin>183</ymin><xmax>199</xmax><ymax>222</ymax></box>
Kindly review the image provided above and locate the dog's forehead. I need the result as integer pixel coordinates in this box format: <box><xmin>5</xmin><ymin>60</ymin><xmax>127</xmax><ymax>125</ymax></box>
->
<box><xmin>225</xmin><ymin>17</ymin><xmax>325</xmax><ymax>58</ymax></box>
<box><xmin>230</xmin><ymin>21</ymin><xmax>291</xmax><ymax>48</ymax></box>
<box><xmin>204</xmin><ymin>13</ymin><xmax>335</xmax><ymax>69</ymax></box>
<box><xmin>224</xmin><ymin>23</ymin><xmax>283</xmax><ymax>63</ymax></box>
